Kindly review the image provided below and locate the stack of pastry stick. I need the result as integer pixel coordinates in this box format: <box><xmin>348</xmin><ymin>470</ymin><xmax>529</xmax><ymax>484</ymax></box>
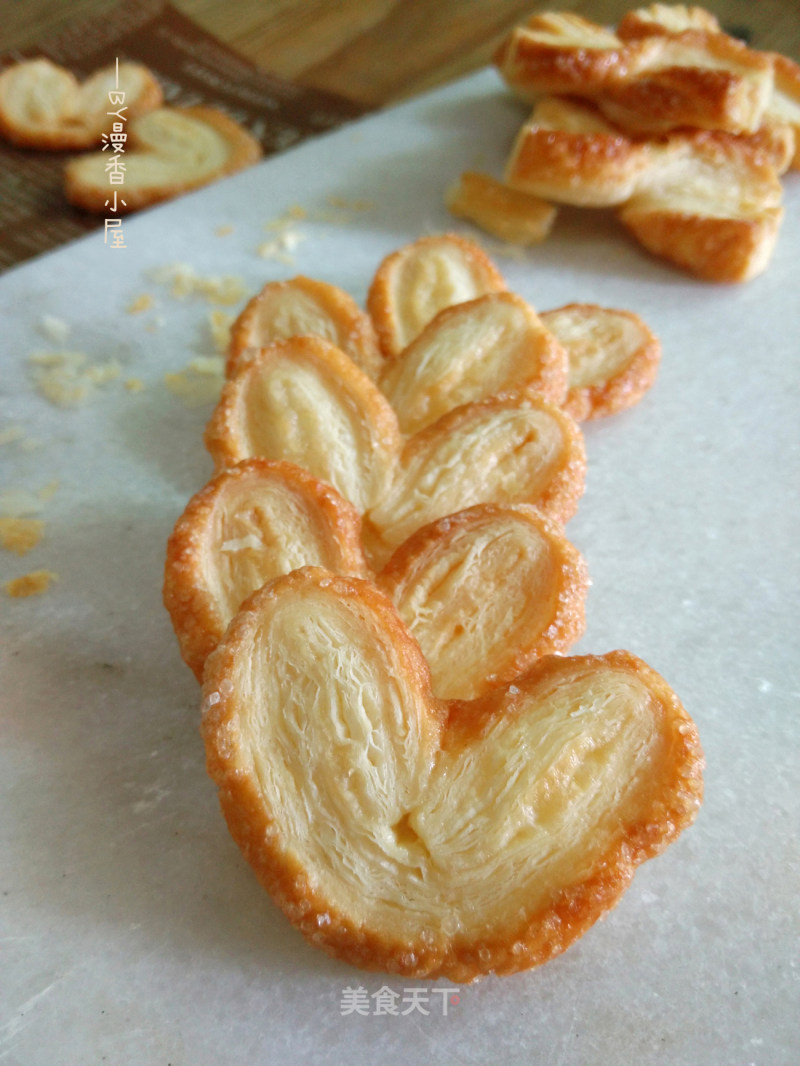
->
<box><xmin>449</xmin><ymin>4</ymin><xmax>800</xmax><ymax>281</ymax></box>
<box><xmin>164</xmin><ymin>233</ymin><xmax>703</xmax><ymax>981</ymax></box>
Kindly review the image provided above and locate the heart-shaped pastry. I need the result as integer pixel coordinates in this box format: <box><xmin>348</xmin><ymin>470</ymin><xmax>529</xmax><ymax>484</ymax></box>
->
<box><xmin>164</xmin><ymin>459</ymin><xmax>588</xmax><ymax>695</ymax></box>
<box><xmin>0</xmin><ymin>58</ymin><xmax>162</xmax><ymax>149</ymax></box>
<box><xmin>65</xmin><ymin>106</ymin><xmax>262</xmax><ymax>213</ymax></box>
<box><xmin>226</xmin><ymin>276</ymin><xmax>382</xmax><ymax>381</ymax></box>
<box><xmin>201</xmin><ymin>567</ymin><xmax>704</xmax><ymax>982</ymax></box>
<box><xmin>367</xmin><ymin>234</ymin><xmax>507</xmax><ymax>357</ymax></box>
<box><xmin>203</xmin><ymin>335</ymin><xmax>586</xmax><ymax>564</ymax></box>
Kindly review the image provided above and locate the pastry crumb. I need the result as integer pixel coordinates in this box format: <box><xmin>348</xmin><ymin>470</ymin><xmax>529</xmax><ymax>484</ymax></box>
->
<box><xmin>164</xmin><ymin>356</ymin><xmax>225</xmax><ymax>407</ymax></box>
<box><xmin>127</xmin><ymin>293</ymin><xmax>154</xmax><ymax>314</ymax></box>
<box><xmin>0</xmin><ymin>517</ymin><xmax>44</xmax><ymax>555</ymax></box>
<box><xmin>148</xmin><ymin>263</ymin><xmax>247</xmax><ymax>305</ymax></box>
<box><xmin>125</xmin><ymin>378</ymin><xmax>145</xmax><ymax>392</ymax></box>
<box><xmin>37</xmin><ymin>314</ymin><xmax>71</xmax><ymax>345</ymax></box>
<box><xmin>257</xmin><ymin>229</ymin><xmax>305</xmax><ymax>263</ymax></box>
<box><xmin>208</xmin><ymin>310</ymin><xmax>234</xmax><ymax>354</ymax></box>
<box><xmin>0</xmin><ymin>426</ymin><xmax>24</xmax><ymax>446</ymax></box>
<box><xmin>215</xmin><ymin>224</ymin><xmax>234</xmax><ymax>237</ymax></box>
<box><xmin>5</xmin><ymin>569</ymin><xmax>58</xmax><ymax>598</ymax></box>
<box><xmin>0</xmin><ymin>481</ymin><xmax>59</xmax><ymax>517</ymax></box>
<box><xmin>28</xmin><ymin>350</ymin><xmax>121</xmax><ymax>407</ymax></box>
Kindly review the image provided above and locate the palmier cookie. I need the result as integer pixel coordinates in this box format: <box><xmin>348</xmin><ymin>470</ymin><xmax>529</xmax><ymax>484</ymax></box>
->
<box><xmin>202</xmin><ymin>567</ymin><xmax>704</xmax><ymax>981</ymax></box>
<box><xmin>367</xmin><ymin>234</ymin><xmax>506</xmax><ymax>358</ymax></box>
<box><xmin>0</xmin><ymin>58</ymin><xmax>162</xmax><ymax>150</ymax></box>
<box><xmin>165</xmin><ymin>459</ymin><xmax>588</xmax><ymax>695</ymax></box>
<box><xmin>203</xmin><ymin>336</ymin><xmax>586</xmax><ymax>566</ymax></box>
<box><xmin>65</xmin><ymin>106</ymin><xmax>262</xmax><ymax>213</ymax></box>
<box><xmin>226</xmin><ymin>276</ymin><xmax>383</xmax><ymax>381</ymax></box>
<box><xmin>163</xmin><ymin>459</ymin><xmax>368</xmax><ymax>680</ymax></box>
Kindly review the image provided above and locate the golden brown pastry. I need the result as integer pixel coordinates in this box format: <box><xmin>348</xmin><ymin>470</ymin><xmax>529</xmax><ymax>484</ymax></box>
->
<box><xmin>506</xmin><ymin>96</ymin><xmax>784</xmax><ymax>282</ymax></box>
<box><xmin>366</xmin><ymin>392</ymin><xmax>586</xmax><ymax>562</ymax></box>
<box><xmin>0</xmin><ymin>58</ymin><xmax>162</xmax><ymax>150</ymax></box>
<box><xmin>379</xmin><ymin>291</ymin><xmax>569</xmax><ymax>435</ymax></box>
<box><xmin>202</xmin><ymin>567</ymin><xmax>704</xmax><ymax>981</ymax></box>
<box><xmin>495</xmin><ymin>11</ymin><xmax>773</xmax><ymax>135</ymax></box>
<box><xmin>377</xmin><ymin>503</ymin><xmax>588</xmax><ymax>699</ymax></box>
<box><xmin>445</xmin><ymin>171</ymin><xmax>558</xmax><ymax>245</ymax></box>
<box><xmin>204</xmin><ymin>335</ymin><xmax>403</xmax><ymax>514</ymax></box>
<box><xmin>367</xmin><ymin>234</ymin><xmax>507</xmax><ymax>358</ymax></box>
<box><xmin>226</xmin><ymin>276</ymin><xmax>383</xmax><ymax>381</ymax></box>
<box><xmin>541</xmin><ymin>304</ymin><xmax>661</xmax><ymax>421</ymax></box>
<box><xmin>163</xmin><ymin>459</ymin><xmax>368</xmax><ymax>680</ymax></box>
<box><xmin>65</xmin><ymin>106</ymin><xmax>262</xmax><ymax>213</ymax></box>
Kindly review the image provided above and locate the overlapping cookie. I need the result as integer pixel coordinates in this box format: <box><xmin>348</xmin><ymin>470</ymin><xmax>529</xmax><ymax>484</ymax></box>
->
<box><xmin>201</xmin><ymin>567</ymin><xmax>703</xmax><ymax>981</ymax></box>
<box><xmin>0</xmin><ymin>58</ymin><xmax>162</xmax><ymax>149</ymax></box>
<box><xmin>164</xmin><ymin>458</ymin><xmax>588</xmax><ymax>699</ymax></box>
<box><xmin>164</xmin><ymin>232</ymin><xmax>702</xmax><ymax>981</ymax></box>
<box><xmin>65</xmin><ymin>106</ymin><xmax>262</xmax><ymax>213</ymax></box>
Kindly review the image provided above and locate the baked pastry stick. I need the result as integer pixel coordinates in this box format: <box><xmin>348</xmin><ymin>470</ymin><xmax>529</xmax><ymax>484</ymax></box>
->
<box><xmin>0</xmin><ymin>58</ymin><xmax>162</xmax><ymax>149</ymax></box>
<box><xmin>202</xmin><ymin>567</ymin><xmax>704</xmax><ymax>981</ymax></box>
<box><xmin>163</xmin><ymin>458</ymin><xmax>368</xmax><ymax>680</ymax></box>
<box><xmin>495</xmin><ymin>11</ymin><xmax>774</xmax><ymax>135</ymax></box>
<box><xmin>506</xmin><ymin>96</ymin><xmax>785</xmax><ymax>282</ymax></box>
<box><xmin>65</xmin><ymin>106</ymin><xmax>262</xmax><ymax>213</ymax></box>
<box><xmin>164</xmin><ymin>459</ymin><xmax>588</xmax><ymax>696</ymax></box>
<box><xmin>367</xmin><ymin>234</ymin><xmax>507</xmax><ymax>357</ymax></box>
<box><xmin>226</xmin><ymin>276</ymin><xmax>383</xmax><ymax>381</ymax></box>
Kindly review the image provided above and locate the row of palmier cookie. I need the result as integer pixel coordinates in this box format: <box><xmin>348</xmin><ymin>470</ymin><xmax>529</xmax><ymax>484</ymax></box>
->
<box><xmin>449</xmin><ymin>4</ymin><xmax>800</xmax><ymax>281</ymax></box>
<box><xmin>164</xmin><ymin>232</ymin><xmax>703</xmax><ymax>981</ymax></box>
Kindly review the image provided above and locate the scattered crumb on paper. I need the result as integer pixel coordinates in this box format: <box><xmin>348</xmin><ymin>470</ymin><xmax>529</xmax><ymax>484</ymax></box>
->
<box><xmin>0</xmin><ymin>481</ymin><xmax>59</xmax><ymax>517</ymax></box>
<box><xmin>0</xmin><ymin>517</ymin><xmax>44</xmax><ymax>555</ymax></box>
<box><xmin>37</xmin><ymin>315</ymin><xmax>71</xmax><ymax>345</ymax></box>
<box><xmin>0</xmin><ymin>426</ymin><xmax>24</xmax><ymax>447</ymax></box>
<box><xmin>164</xmin><ymin>356</ymin><xmax>225</xmax><ymax>407</ymax></box>
<box><xmin>127</xmin><ymin>293</ymin><xmax>155</xmax><ymax>314</ymax></box>
<box><xmin>124</xmin><ymin>378</ymin><xmax>145</xmax><ymax>392</ymax></box>
<box><xmin>215</xmin><ymin>224</ymin><xmax>234</xmax><ymax>237</ymax></box>
<box><xmin>5</xmin><ymin>570</ymin><xmax>58</xmax><ymax>598</ymax></box>
<box><xmin>147</xmin><ymin>263</ymin><xmax>247</xmax><ymax>305</ymax></box>
<box><xmin>28</xmin><ymin>350</ymin><xmax>121</xmax><ymax>407</ymax></box>
<box><xmin>208</xmin><ymin>310</ymin><xmax>234</xmax><ymax>354</ymax></box>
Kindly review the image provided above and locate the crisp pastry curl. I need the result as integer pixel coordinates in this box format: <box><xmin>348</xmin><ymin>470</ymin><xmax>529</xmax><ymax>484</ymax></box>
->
<box><xmin>376</xmin><ymin>504</ymin><xmax>588</xmax><ymax>700</ymax></box>
<box><xmin>164</xmin><ymin>460</ymin><xmax>588</xmax><ymax>696</ymax></box>
<box><xmin>202</xmin><ymin>567</ymin><xmax>704</xmax><ymax>982</ymax></box>
<box><xmin>445</xmin><ymin>171</ymin><xmax>558</xmax><ymax>245</ymax></box>
<box><xmin>541</xmin><ymin>304</ymin><xmax>661</xmax><ymax>421</ymax></box>
<box><xmin>226</xmin><ymin>276</ymin><xmax>382</xmax><ymax>381</ymax></box>
<box><xmin>65</xmin><ymin>106</ymin><xmax>262</xmax><ymax>213</ymax></box>
<box><xmin>204</xmin><ymin>336</ymin><xmax>402</xmax><ymax>515</ymax></box>
<box><xmin>163</xmin><ymin>459</ymin><xmax>368</xmax><ymax>680</ymax></box>
<box><xmin>0</xmin><ymin>58</ymin><xmax>162</xmax><ymax>150</ymax></box>
<box><xmin>205</xmin><ymin>335</ymin><xmax>586</xmax><ymax>565</ymax></box>
<box><xmin>495</xmin><ymin>11</ymin><xmax>773</xmax><ymax>136</ymax></box>
<box><xmin>506</xmin><ymin>96</ymin><xmax>784</xmax><ymax>282</ymax></box>
<box><xmin>379</xmin><ymin>291</ymin><xmax>569</xmax><ymax>435</ymax></box>
<box><xmin>367</xmin><ymin>234</ymin><xmax>506</xmax><ymax>358</ymax></box>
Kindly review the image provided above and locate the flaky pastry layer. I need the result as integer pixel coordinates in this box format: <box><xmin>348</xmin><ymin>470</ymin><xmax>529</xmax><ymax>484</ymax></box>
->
<box><xmin>202</xmin><ymin>567</ymin><xmax>703</xmax><ymax>982</ymax></box>
<box><xmin>65</xmin><ymin>106</ymin><xmax>262</xmax><ymax>213</ymax></box>
<box><xmin>0</xmin><ymin>58</ymin><xmax>162</xmax><ymax>149</ymax></box>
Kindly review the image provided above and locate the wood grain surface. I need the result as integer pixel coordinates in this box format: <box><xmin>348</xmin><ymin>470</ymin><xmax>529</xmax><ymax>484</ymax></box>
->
<box><xmin>4</xmin><ymin>0</ymin><xmax>799</xmax><ymax>106</ymax></box>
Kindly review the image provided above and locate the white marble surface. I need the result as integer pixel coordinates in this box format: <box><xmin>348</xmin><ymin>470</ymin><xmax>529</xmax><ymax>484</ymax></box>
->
<box><xmin>1</xmin><ymin>69</ymin><xmax>798</xmax><ymax>1066</ymax></box>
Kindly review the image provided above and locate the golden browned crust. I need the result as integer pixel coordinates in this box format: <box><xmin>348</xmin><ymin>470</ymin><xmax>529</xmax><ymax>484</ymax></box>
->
<box><xmin>445</xmin><ymin>170</ymin><xmax>558</xmax><ymax>245</ymax></box>
<box><xmin>163</xmin><ymin>459</ymin><xmax>369</xmax><ymax>680</ymax></box>
<box><xmin>226</xmin><ymin>276</ymin><xmax>382</xmax><ymax>381</ymax></box>
<box><xmin>203</xmin><ymin>335</ymin><xmax>403</xmax><ymax>512</ymax></box>
<box><xmin>65</xmin><ymin>106</ymin><xmax>262</xmax><ymax>213</ymax></box>
<box><xmin>617</xmin><ymin>5</ymin><xmax>721</xmax><ymax>39</ymax></box>
<box><xmin>0</xmin><ymin>58</ymin><xmax>162</xmax><ymax>150</ymax></box>
<box><xmin>379</xmin><ymin>291</ymin><xmax>569</xmax><ymax>435</ymax></box>
<box><xmin>377</xmin><ymin>503</ymin><xmax>588</xmax><ymax>699</ymax></box>
<box><xmin>541</xmin><ymin>303</ymin><xmax>661</xmax><ymax>420</ymax></box>
<box><xmin>201</xmin><ymin>567</ymin><xmax>704</xmax><ymax>982</ymax></box>
<box><xmin>367</xmin><ymin>234</ymin><xmax>507</xmax><ymax>358</ymax></box>
<box><xmin>366</xmin><ymin>392</ymin><xmax>586</xmax><ymax>561</ymax></box>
